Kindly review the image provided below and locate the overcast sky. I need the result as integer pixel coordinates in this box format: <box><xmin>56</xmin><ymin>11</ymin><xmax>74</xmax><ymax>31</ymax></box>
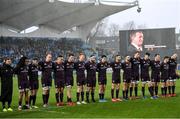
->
<box><xmin>106</xmin><ymin>0</ymin><xmax>180</xmax><ymax>33</ymax></box>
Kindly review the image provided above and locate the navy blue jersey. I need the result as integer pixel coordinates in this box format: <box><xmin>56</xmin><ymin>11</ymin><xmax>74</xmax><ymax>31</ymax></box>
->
<box><xmin>74</xmin><ymin>61</ymin><xmax>86</xmax><ymax>81</ymax></box>
<box><xmin>130</xmin><ymin>57</ymin><xmax>141</xmax><ymax>76</ymax></box>
<box><xmin>28</xmin><ymin>64</ymin><xmax>38</xmax><ymax>81</ymax></box>
<box><xmin>85</xmin><ymin>61</ymin><xmax>97</xmax><ymax>81</ymax></box>
<box><xmin>140</xmin><ymin>58</ymin><xmax>151</xmax><ymax>78</ymax></box>
<box><xmin>38</xmin><ymin>61</ymin><xmax>53</xmax><ymax>85</ymax></box>
<box><xmin>15</xmin><ymin>65</ymin><xmax>29</xmax><ymax>86</ymax></box>
<box><xmin>53</xmin><ymin>62</ymin><xmax>65</xmax><ymax>81</ymax></box>
<box><xmin>110</xmin><ymin>61</ymin><xmax>122</xmax><ymax>80</ymax></box>
<box><xmin>151</xmin><ymin>60</ymin><xmax>161</xmax><ymax>78</ymax></box>
<box><xmin>168</xmin><ymin>58</ymin><xmax>177</xmax><ymax>79</ymax></box>
<box><xmin>28</xmin><ymin>64</ymin><xmax>39</xmax><ymax>90</ymax></box>
<box><xmin>64</xmin><ymin>60</ymin><xmax>74</xmax><ymax>81</ymax></box>
<box><xmin>122</xmin><ymin>62</ymin><xmax>132</xmax><ymax>79</ymax></box>
<box><xmin>97</xmin><ymin>62</ymin><xmax>109</xmax><ymax>80</ymax></box>
<box><xmin>160</xmin><ymin>62</ymin><xmax>169</xmax><ymax>79</ymax></box>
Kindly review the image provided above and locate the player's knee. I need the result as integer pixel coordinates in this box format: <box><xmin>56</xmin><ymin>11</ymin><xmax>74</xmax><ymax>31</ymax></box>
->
<box><xmin>19</xmin><ymin>92</ymin><xmax>24</xmax><ymax>98</ymax></box>
<box><xmin>33</xmin><ymin>90</ymin><xmax>36</xmax><ymax>95</ymax></box>
<box><xmin>30</xmin><ymin>91</ymin><xmax>33</xmax><ymax>96</ymax></box>
<box><xmin>123</xmin><ymin>86</ymin><xmax>126</xmax><ymax>90</ymax></box>
<box><xmin>81</xmin><ymin>88</ymin><xmax>84</xmax><ymax>92</ymax></box>
<box><xmin>43</xmin><ymin>90</ymin><xmax>47</xmax><ymax>94</ymax></box>
<box><xmin>25</xmin><ymin>91</ymin><xmax>29</xmax><ymax>95</ymax></box>
<box><xmin>55</xmin><ymin>88</ymin><xmax>59</xmax><ymax>93</ymax></box>
<box><xmin>60</xmin><ymin>89</ymin><xmax>64</xmax><ymax>93</ymax></box>
<box><xmin>86</xmin><ymin>88</ymin><xmax>90</xmax><ymax>92</ymax></box>
<box><xmin>77</xmin><ymin>88</ymin><xmax>81</xmax><ymax>93</ymax></box>
<box><xmin>116</xmin><ymin>84</ymin><xmax>120</xmax><ymax>89</ymax></box>
<box><xmin>162</xmin><ymin>85</ymin><xmax>165</xmax><ymax>88</ymax></box>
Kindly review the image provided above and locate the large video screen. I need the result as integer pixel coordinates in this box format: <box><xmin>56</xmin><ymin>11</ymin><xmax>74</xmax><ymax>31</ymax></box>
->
<box><xmin>119</xmin><ymin>28</ymin><xmax>176</xmax><ymax>57</ymax></box>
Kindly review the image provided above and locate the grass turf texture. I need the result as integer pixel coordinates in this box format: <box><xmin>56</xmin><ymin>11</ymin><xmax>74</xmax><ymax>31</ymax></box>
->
<box><xmin>0</xmin><ymin>73</ymin><xmax>180</xmax><ymax>118</ymax></box>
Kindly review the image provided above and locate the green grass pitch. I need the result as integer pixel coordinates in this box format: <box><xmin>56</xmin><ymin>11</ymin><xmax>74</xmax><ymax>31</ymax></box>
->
<box><xmin>0</xmin><ymin>73</ymin><xmax>180</xmax><ymax>118</ymax></box>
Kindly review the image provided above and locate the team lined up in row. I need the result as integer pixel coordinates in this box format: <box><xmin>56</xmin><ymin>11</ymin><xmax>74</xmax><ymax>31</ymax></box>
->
<box><xmin>0</xmin><ymin>52</ymin><xmax>178</xmax><ymax>111</ymax></box>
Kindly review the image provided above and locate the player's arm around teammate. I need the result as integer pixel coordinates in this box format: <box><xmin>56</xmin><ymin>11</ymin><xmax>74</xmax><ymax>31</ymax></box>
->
<box><xmin>110</xmin><ymin>55</ymin><xmax>122</xmax><ymax>102</ymax></box>
<box><xmin>140</xmin><ymin>53</ymin><xmax>155</xmax><ymax>99</ymax></box>
<box><xmin>122</xmin><ymin>56</ymin><xmax>132</xmax><ymax>100</ymax></box>
<box><xmin>74</xmin><ymin>53</ymin><xmax>87</xmax><ymax>105</ymax></box>
<box><xmin>14</xmin><ymin>56</ymin><xmax>30</xmax><ymax>110</ymax></box>
<box><xmin>38</xmin><ymin>53</ymin><xmax>53</xmax><ymax>108</ymax></box>
<box><xmin>129</xmin><ymin>52</ymin><xmax>141</xmax><ymax>99</ymax></box>
<box><xmin>97</xmin><ymin>55</ymin><xmax>108</xmax><ymax>102</ymax></box>
<box><xmin>28</xmin><ymin>58</ymin><xmax>39</xmax><ymax>109</ymax></box>
<box><xmin>64</xmin><ymin>53</ymin><xmax>75</xmax><ymax>106</ymax></box>
<box><xmin>150</xmin><ymin>54</ymin><xmax>161</xmax><ymax>98</ymax></box>
<box><xmin>168</xmin><ymin>53</ymin><xmax>178</xmax><ymax>97</ymax></box>
<box><xmin>85</xmin><ymin>55</ymin><xmax>97</xmax><ymax>103</ymax></box>
<box><xmin>53</xmin><ymin>55</ymin><xmax>65</xmax><ymax>106</ymax></box>
<box><xmin>160</xmin><ymin>56</ymin><xmax>169</xmax><ymax>97</ymax></box>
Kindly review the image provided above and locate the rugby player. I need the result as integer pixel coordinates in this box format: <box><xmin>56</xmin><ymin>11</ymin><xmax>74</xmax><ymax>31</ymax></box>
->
<box><xmin>151</xmin><ymin>54</ymin><xmax>161</xmax><ymax>98</ymax></box>
<box><xmin>110</xmin><ymin>55</ymin><xmax>122</xmax><ymax>102</ymax></box>
<box><xmin>85</xmin><ymin>55</ymin><xmax>97</xmax><ymax>103</ymax></box>
<box><xmin>168</xmin><ymin>53</ymin><xmax>178</xmax><ymax>97</ymax></box>
<box><xmin>0</xmin><ymin>58</ymin><xmax>14</xmax><ymax>112</ymax></box>
<box><xmin>160</xmin><ymin>56</ymin><xmax>169</xmax><ymax>97</ymax></box>
<box><xmin>53</xmin><ymin>55</ymin><xmax>65</xmax><ymax>106</ymax></box>
<box><xmin>74</xmin><ymin>53</ymin><xmax>87</xmax><ymax>105</ymax></box>
<box><xmin>14</xmin><ymin>56</ymin><xmax>30</xmax><ymax>110</ymax></box>
<box><xmin>130</xmin><ymin>51</ymin><xmax>141</xmax><ymax>99</ymax></box>
<box><xmin>28</xmin><ymin>58</ymin><xmax>39</xmax><ymax>108</ymax></box>
<box><xmin>97</xmin><ymin>55</ymin><xmax>109</xmax><ymax>102</ymax></box>
<box><xmin>64</xmin><ymin>53</ymin><xmax>75</xmax><ymax>106</ymax></box>
<box><xmin>140</xmin><ymin>53</ymin><xmax>155</xmax><ymax>99</ymax></box>
<box><xmin>122</xmin><ymin>56</ymin><xmax>132</xmax><ymax>100</ymax></box>
<box><xmin>39</xmin><ymin>53</ymin><xmax>54</xmax><ymax>107</ymax></box>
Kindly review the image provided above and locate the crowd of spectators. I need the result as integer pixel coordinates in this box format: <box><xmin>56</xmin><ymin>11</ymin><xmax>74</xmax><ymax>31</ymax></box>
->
<box><xmin>0</xmin><ymin>36</ymin><xmax>97</xmax><ymax>65</ymax></box>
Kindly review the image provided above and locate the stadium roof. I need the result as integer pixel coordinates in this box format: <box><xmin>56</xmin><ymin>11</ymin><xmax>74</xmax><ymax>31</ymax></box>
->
<box><xmin>0</xmin><ymin>0</ymin><xmax>137</xmax><ymax>33</ymax></box>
